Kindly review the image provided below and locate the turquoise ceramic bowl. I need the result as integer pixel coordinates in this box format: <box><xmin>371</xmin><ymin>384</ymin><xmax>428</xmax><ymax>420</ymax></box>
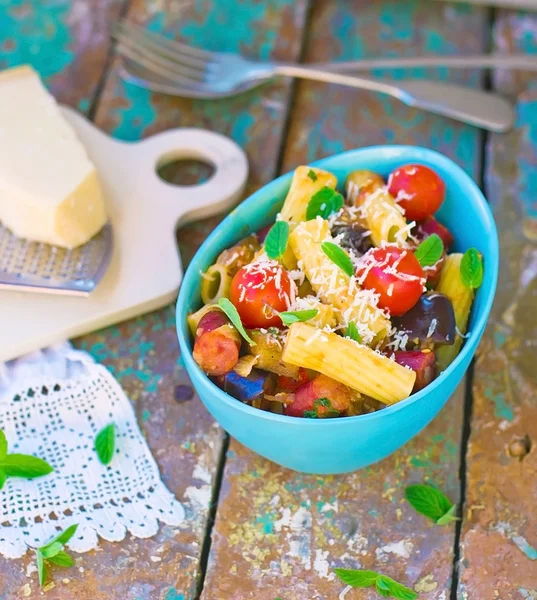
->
<box><xmin>176</xmin><ymin>146</ymin><xmax>499</xmax><ymax>474</ymax></box>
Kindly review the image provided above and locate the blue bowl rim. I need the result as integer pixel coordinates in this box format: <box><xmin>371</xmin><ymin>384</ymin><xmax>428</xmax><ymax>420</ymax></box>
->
<box><xmin>177</xmin><ymin>144</ymin><xmax>499</xmax><ymax>427</ymax></box>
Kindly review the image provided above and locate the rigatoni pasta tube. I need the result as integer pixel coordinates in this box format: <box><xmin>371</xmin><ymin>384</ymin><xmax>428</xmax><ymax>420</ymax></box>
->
<box><xmin>436</xmin><ymin>253</ymin><xmax>474</xmax><ymax>371</ymax></box>
<box><xmin>200</xmin><ymin>263</ymin><xmax>232</xmax><ymax>305</ymax></box>
<box><xmin>346</xmin><ymin>170</ymin><xmax>408</xmax><ymax>247</ymax></box>
<box><xmin>279</xmin><ymin>166</ymin><xmax>338</xmax><ymax>224</ymax></box>
<box><xmin>282</xmin><ymin>323</ymin><xmax>415</xmax><ymax>405</ymax></box>
<box><xmin>289</xmin><ymin>218</ymin><xmax>390</xmax><ymax>340</ymax></box>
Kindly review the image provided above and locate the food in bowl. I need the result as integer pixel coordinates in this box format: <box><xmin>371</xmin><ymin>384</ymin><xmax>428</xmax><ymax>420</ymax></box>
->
<box><xmin>188</xmin><ymin>163</ymin><xmax>484</xmax><ymax>420</ymax></box>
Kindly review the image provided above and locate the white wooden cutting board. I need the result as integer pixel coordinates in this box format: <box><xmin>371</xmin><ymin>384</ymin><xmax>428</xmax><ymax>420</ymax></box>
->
<box><xmin>0</xmin><ymin>107</ymin><xmax>248</xmax><ymax>362</ymax></box>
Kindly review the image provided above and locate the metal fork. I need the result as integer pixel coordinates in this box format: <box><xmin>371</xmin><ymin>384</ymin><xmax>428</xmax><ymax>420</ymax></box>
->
<box><xmin>113</xmin><ymin>22</ymin><xmax>516</xmax><ymax>132</ymax></box>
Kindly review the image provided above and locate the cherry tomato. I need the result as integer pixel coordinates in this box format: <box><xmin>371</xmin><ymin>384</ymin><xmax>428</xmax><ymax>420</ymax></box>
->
<box><xmin>284</xmin><ymin>374</ymin><xmax>351</xmax><ymax>418</ymax></box>
<box><xmin>229</xmin><ymin>262</ymin><xmax>295</xmax><ymax>329</ymax></box>
<box><xmin>388</xmin><ymin>164</ymin><xmax>445</xmax><ymax>221</ymax></box>
<box><xmin>356</xmin><ymin>246</ymin><xmax>425</xmax><ymax>316</ymax></box>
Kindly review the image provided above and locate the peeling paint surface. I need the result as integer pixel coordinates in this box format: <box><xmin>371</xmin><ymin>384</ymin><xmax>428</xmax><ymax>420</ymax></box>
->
<box><xmin>458</xmin><ymin>9</ymin><xmax>537</xmax><ymax>600</ymax></box>
<box><xmin>0</xmin><ymin>0</ymin><xmax>533</xmax><ymax>598</ymax></box>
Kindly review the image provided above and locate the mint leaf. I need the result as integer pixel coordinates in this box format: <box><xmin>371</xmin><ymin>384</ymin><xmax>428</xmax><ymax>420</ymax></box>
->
<box><xmin>36</xmin><ymin>525</ymin><xmax>78</xmax><ymax>587</ymax></box>
<box><xmin>460</xmin><ymin>248</ymin><xmax>483</xmax><ymax>289</ymax></box>
<box><xmin>42</xmin><ymin>524</ymin><xmax>78</xmax><ymax>549</ymax></box>
<box><xmin>436</xmin><ymin>503</ymin><xmax>459</xmax><ymax>525</ymax></box>
<box><xmin>264</xmin><ymin>221</ymin><xmax>290</xmax><ymax>260</ymax></box>
<box><xmin>218</xmin><ymin>298</ymin><xmax>255</xmax><ymax>346</ymax></box>
<box><xmin>1</xmin><ymin>454</ymin><xmax>54</xmax><ymax>479</ymax></box>
<box><xmin>306</xmin><ymin>187</ymin><xmax>344</xmax><ymax>220</ymax></box>
<box><xmin>95</xmin><ymin>424</ymin><xmax>116</xmax><ymax>466</ymax></box>
<box><xmin>377</xmin><ymin>575</ymin><xmax>418</xmax><ymax>600</ymax></box>
<box><xmin>405</xmin><ymin>483</ymin><xmax>454</xmax><ymax>524</ymax></box>
<box><xmin>279</xmin><ymin>309</ymin><xmax>318</xmax><ymax>327</ymax></box>
<box><xmin>346</xmin><ymin>321</ymin><xmax>361</xmax><ymax>343</ymax></box>
<box><xmin>415</xmin><ymin>233</ymin><xmax>443</xmax><ymax>267</ymax></box>
<box><xmin>0</xmin><ymin>469</ymin><xmax>5</xmax><ymax>490</ymax></box>
<box><xmin>335</xmin><ymin>569</ymin><xmax>416</xmax><ymax>600</ymax></box>
<box><xmin>321</xmin><ymin>242</ymin><xmax>354</xmax><ymax>277</ymax></box>
<box><xmin>0</xmin><ymin>429</ymin><xmax>7</xmax><ymax>460</ymax></box>
<box><xmin>307</xmin><ymin>169</ymin><xmax>317</xmax><ymax>182</ymax></box>
<box><xmin>334</xmin><ymin>569</ymin><xmax>379</xmax><ymax>587</ymax></box>
<box><xmin>36</xmin><ymin>551</ymin><xmax>47</xmax><ymax>587</ymax></box>
<box><xmin>40</xmin><ymin>542</ymin><xmax>63</xmax><ymax>559</ymax></box>
<box><xmin>47</xmin><ymin>550</ymin><xmax>74</xmax><ymax>567</ymax></box>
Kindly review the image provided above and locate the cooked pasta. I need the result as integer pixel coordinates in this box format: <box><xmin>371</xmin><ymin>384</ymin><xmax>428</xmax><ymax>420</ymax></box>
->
<box><xmin>436</xmin><ymin>253</ymin><xmax>474</xmax><ymax>371</ymax></box>
<box><xmin>279</xmin><ymin>166</ymin><xmax>338</xmax><ymax>224</ymax></box>
<box><xmin>188</xmin><ymin>161</ymin><xmax>483</xmax><ymax>419</ymax></box>
<box><xmin>346</xmin><ymin>169</ymin><xmax>408</xmax><ymax>247</ymax></box>
<box><xmin>282</xmin><ymin>323</ymin><xmax>416</xmax><ymax>405</ymax></box>
<box><xmin>289</xmin><ymin>218</ymin><xmax>390</xmax><ymax>341</ymax></box>
<box><xmin>200</xmin><ymin>263</ymin><xmax>232</xmax><ymax>305</ymax></box>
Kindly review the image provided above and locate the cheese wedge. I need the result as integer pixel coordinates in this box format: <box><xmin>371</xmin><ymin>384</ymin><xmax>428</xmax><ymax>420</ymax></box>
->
<box><xmin>0</xmin><ymin>65</ymin><xmax>106</xmax><ymax>248</ymax></box>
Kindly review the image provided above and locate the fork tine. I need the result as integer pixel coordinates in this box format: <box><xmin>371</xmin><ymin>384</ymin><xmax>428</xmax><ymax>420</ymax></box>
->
<box><xmin>116</xmin><ymin>36</ymin><xmax>207</xmax><ymax>84</ymax></box>
<box><xmin>115</xmin><ymin>22</ymin><xmax>215</xmax><ymax>70</ymax></box>
<box><xmin>119</xmin><ymin>61</ymin><xmax>215</xmax><ymax>98</ymax></box>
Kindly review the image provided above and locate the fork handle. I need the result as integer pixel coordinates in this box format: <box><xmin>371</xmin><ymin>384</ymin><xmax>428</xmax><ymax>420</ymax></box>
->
<box><xmin>277</xmin><ymin>54</ymin><xmax>537</xmax><ymax>73</ymax></box>
<box><xmin>271</xmin><ymin>65</ymin><xmax>514</xmax><ymax>132</ymax></box>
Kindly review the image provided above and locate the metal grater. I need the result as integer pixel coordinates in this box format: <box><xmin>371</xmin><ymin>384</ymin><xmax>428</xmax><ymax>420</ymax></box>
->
<box><xmin>0</xmin><ymin>223</ymin><xmax>113</xmax><ymax>296</ymax></box>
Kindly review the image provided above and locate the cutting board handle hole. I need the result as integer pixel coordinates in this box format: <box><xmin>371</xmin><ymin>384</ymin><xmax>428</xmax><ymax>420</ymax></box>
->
<box><xmin>156</xmin><ymin>156</ymin><xmax>215</xmax><ymax>187</ymax></box>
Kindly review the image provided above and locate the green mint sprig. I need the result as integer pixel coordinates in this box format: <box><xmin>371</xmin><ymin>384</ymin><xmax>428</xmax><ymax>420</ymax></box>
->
<box><xmin>345</xmin><ymin>321</ymin><xmax>361</xmax><ymax>343</ymax></box>
<box><xmin>35</xmin><ymin>524</ymin><xmax>78</xmax><ymax>587</ymax></box>
<box><xmin>460</xmin><ymin>248</ymin><xmax>483</xmax><ymax>289</ymax></box>
<box><xmin>321</xmin><ymin>242</ymin><xmax>354</xmax><ymax>277</ymax></box>
<box><xmin>218</xmin><ymin>298</ymin><xmax>255</xmax><ymax>346</ymax></box>
<box><xmin>306</xmin><ymin>187</ymin><xmax>344</xmax><ymax>220</ymax></box>
<box><xmin>0</xmin><ymin>429</ymin><xmax>53</xmax><ymax>490</ymax></box>
<box><xmin>279</xmin><ymin>309</ymin><xmax>318</xmax><ymax>327</ymax></box>
<box><xmin>335</xmin><ymin>568</ymin><xmax>417</xmax><ymax>600</ymax></box>
<box><xmin>303</xmin><ymin>398</ymin><xmax>340</xmax><ymax>419</ymax></box>
<box><xmin>264</xmin><ymin>221</ymin><xmax>290</xmax><ymax>260</ymax></box>
<box><xmin>414</xmin><ymin>234</ymin><xmax>443</xmax><ymax>268</ymax></box>
<box><xmin>95</xmin><ymin>424</ymin><xmax>116</xmax><ymax>466</ymax></box>
<box><xmin>405</xmin><ymin>483</ymin><xmax>458</xmax><ymax>525</ymax></box>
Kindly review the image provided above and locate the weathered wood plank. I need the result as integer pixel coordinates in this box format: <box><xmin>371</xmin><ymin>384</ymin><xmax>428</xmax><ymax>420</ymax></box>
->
<box><xmin>0</xmin><ymin>0</ymin><xmax>125</xmax><ymax>111</ymax></box>
<box><xmin>203</xmin><ymin>0</ymin><xmax>487</xmax><ymax>598</ymax></box>
<box><xmin>0</xmin><ymin>1</ymin><xmax>311</xmax><ymax>599</ymax></box>
<box><xmin>458</xmin><ymin>10</ymin><xmax>537</xmax><ymax>599</ymax></box>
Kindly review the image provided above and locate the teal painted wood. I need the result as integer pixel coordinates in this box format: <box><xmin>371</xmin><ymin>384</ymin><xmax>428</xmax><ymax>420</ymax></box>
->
<box><xmin>203</xmin><ymin>1</ymin><xmax>488</xmax><ymax>598</ymax></box>
<box><xmin>459</xmin><ymin>9</ymin><xmax>537</xmax><ymax>599</ymax></box>
<box><xmin>0</xmin><ymin>0</ymin><xmax>125</xmax><ymax>110</ymax></box>
<box><xmin>0</xmin><ymin>1</ymin><xmax>313</xmax><ymax>599</ymax></box>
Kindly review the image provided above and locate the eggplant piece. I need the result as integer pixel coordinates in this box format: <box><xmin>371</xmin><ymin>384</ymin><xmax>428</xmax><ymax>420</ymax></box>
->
<box><xmin>214</xmin><ymin>369</ymin><xmax>275</xmax><ymax>404</ymax></box>
<box><xmin>392</xmin><ymin>292</ymin><xmax>456</xmax><ymax>346</ymax></box>
<box><xmin>331</xmin><ymin>223</ymin><xmax>373</xmax><ymax>256</ymax></box>
<box><xmin>394</xmin><ymin>350</ymin><xmax>436</xmax><ymax>392</ymax></box>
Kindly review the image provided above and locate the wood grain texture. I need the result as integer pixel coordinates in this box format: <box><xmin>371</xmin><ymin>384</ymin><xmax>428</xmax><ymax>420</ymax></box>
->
<box><xmin>0</xmin><ymin>1</ymin><xmax>310</xmax><ymax>599</ymax></box>
<box><xmin>458</xmin><ymin>10</ymin><xmax>537</xmax><ymax>600</ymax></box>
<box><xmin>203</xmin><ymin>1</ymin><xmax>486</xmax><ymax>598</ymax></box>
<box><xmin>0</xmin><ymin>0</ymin><xmax>125</xmax><ymax>111</ymax></box>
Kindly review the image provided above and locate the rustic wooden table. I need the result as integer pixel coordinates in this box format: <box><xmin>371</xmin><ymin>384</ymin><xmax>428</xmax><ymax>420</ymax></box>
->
<box><xmin>0</xmin><ymin>1</ymin><xmax>536</xmax><ymax>598</ymax></box>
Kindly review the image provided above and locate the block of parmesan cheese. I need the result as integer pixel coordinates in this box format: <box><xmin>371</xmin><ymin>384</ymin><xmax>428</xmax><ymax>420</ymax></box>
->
<box><xmin>0</xmin><ymin>65</ymin><xmax>107</xmax><ymax>248</ymax></box>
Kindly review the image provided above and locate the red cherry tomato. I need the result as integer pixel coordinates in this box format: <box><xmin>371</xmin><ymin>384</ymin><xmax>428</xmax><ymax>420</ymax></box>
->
<box><xmin>356</xmin><ymin>247</ymin><xmax>425</xmax><ymax>316</ymax></box>
<box><xmin>388</xmin><ymin>164</ymin><xmax>446</xmax><ymax>221</ymax></box>
<box><xmin>229</xmin><ymin>262</ymin><xmax>295</xmax><ymax>329</ymax></box>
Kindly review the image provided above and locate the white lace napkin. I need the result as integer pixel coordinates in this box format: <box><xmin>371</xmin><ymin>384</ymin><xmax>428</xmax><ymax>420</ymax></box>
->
<box><xmin>0</xmin><ymin>344</ymin><xmax>185</xmax><ymax>559</ymax></box>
